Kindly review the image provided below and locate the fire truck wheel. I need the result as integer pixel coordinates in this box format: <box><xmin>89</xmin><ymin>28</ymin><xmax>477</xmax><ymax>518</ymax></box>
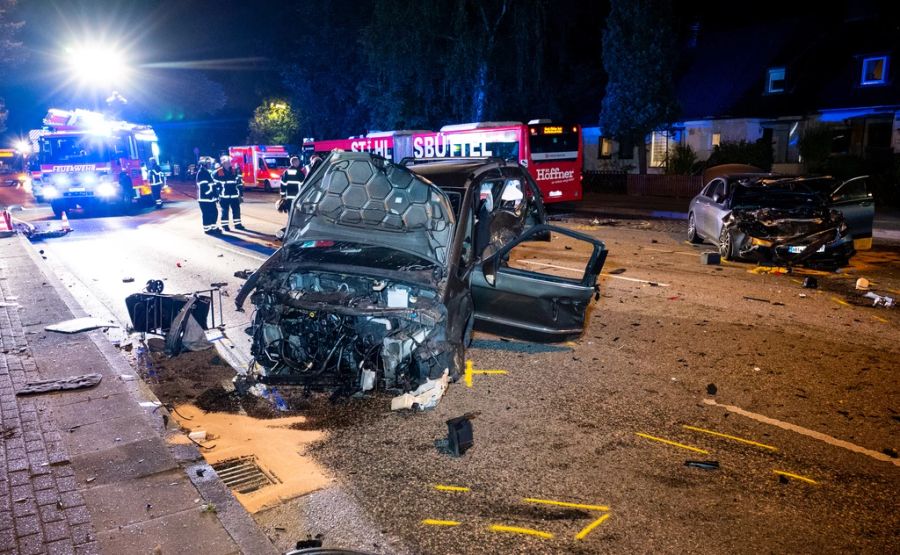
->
<box><xmin>263</xmin><ymin>180</ymin><xmax>272</xmax><ymax>192</ymax></box>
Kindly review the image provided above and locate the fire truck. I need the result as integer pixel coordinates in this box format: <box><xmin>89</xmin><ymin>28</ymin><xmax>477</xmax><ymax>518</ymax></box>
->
<box><xmin>29</xmin><ymin>109</ymin><xmax>160</xmax><ymax>217</ymax></box>
<box><xmin>302</xmin><ymin>120</ymin><xmax>583</xmax><ymax>203</ymax></box>
<box><xmin>228</xmin><ymin>145</ymin><xmax>291</xmax><ymax>191</ymax></box>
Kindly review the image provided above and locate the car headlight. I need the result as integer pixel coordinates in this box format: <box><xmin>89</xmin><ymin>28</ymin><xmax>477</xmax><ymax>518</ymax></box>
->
<box><xmin>270</xmin><ymin>171</ymin><xmax>280</xmax><ymax>178</ymax></box>
<box><xmin>96</xmin><ymin>182</ymin><xmax>118</xmax><ymax>197</ymax></box>
<box><xmin>43</xmin><ymin>185</ymin><xmax>60</xmax><ymax>199</ymax></box>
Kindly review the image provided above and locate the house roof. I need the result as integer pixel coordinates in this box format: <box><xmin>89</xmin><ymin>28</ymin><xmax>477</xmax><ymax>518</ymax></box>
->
<box><xmin>676</xmin><ymin>12</ymin><xmax>900</xmax><ymax>121</ymax></box>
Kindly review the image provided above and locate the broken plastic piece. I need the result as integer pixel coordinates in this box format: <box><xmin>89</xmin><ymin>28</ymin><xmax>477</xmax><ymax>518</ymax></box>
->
<box><xmin>802</xmin><ymin>277</ymin><xmax>818</xmax><ymax>289</ymax></box>
<box><xmin>684</xmin><ymin>460</ymin><xmax>720</xmax><ymax>470</ymax></box>
<box><xmin>435</xmin><ymin>413</ymin><xmax>476</xmax><ymax>457</ymax></box>
<box><xmin>855</xmin><ymin>278</ymin><xmax>870</xmax><ymax>290</ymax></box>
<box><xmin>188</xmin><ymin>430</ymin><xmax>207</xmax><ymax>441</ymax></box>
<box><xmin>45</xmin><ymin>317</ymin><xmax>116</xmax><ymax>334</ymax></box>
<box><xmin>700</xmin><ymin>252</ymin><xmax>720</xmax><ymax>265</ymax></box>
<box><xmin>864</xmin><ymin>292</ymin><xmax>894</xmax><ymax>308</ymax></box>
<box><xmin>391</xmin><ymin>370</ymin><xmax>450</xmax><ymax>411</ymax></box>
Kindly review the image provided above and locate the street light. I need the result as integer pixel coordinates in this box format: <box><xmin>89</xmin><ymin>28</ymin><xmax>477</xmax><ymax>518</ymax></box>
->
<box><xmin>65</xmin><ymin>43</ymin><xmax>131</xmax><ymax>89</ymax></box>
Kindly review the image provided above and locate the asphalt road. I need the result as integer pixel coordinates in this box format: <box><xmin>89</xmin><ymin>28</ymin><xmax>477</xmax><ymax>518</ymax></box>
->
<box><xmin>2</xmin><ymin>181</ymin><xmax>899</xmax><ymax>554</ymax></box>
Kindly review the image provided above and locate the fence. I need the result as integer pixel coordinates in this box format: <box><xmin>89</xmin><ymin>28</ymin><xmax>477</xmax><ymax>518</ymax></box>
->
<box><xmin>625</xmin><ymin>174</ymin><xmax>704</xmax><ymax>198</ymax></box>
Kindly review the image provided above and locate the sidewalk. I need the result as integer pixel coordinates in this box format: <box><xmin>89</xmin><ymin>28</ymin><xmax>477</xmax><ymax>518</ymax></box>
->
<box><xmin>556</xmin><ymin>192</ymin><xmax>900</xmax><ymax>239</ymax></box>
<box><xmin>0</xmin><ymin>236</ymin><xmax>275</xmax><ymax>555</ymax></box>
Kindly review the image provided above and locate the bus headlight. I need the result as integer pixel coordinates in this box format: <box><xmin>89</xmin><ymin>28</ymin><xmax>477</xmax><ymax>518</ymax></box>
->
<box><xmin>96</xmin><ymin>182</ymin><xmax>118</xmax><ymax>197</ymax></box>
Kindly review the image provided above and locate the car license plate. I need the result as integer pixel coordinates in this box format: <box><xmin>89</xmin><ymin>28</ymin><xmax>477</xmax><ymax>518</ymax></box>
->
<box><xmin>68</xmin><ymin>187</ymin><xmax>85</xmax><ymax>193</ymax></box>
<box><xmin>788</xmin><ymin>245</ymin><xmax>825</xmax><ymax>254</ymax></box>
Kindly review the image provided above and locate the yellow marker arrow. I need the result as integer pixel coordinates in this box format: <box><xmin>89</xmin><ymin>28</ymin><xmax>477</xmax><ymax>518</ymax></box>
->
<box><xmin>464</xmin><ymin>360</ymin><xmax>508</xmax><ymax>388</ymax></box>
<box><xmin>488</xmin><ymin>524</ymin><xmax>553</xmax><ymax>539</ymax></box>
<box><xmin>635</xmin><ymin>432</ymin><xmax>709</xmax><ymax>454</ymax></box>
<box><xmin>575</xmin><ymin>513</ymin><xmax>611</xmax><ymax>540</ymax></box>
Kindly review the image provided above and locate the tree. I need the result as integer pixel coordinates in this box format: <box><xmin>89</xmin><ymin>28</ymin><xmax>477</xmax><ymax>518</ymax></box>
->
<box><xmin>0</xmin><ymin>0</ymin><xmax>25</xmax><ymax>132</ymax></box>
<box><xmin>599</xmin><ymin>0</ymin><xmax>679</xmax><ymax>174</ymax></box>
<box><xmin>248</xmin><ymin>98</ymin><xmax>300</xmax><ymax>145</ymax></box>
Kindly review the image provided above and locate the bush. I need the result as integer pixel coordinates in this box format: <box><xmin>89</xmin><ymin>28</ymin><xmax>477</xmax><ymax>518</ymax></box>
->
<box><xmin>705</xmin><ymin>139</ymin><xmax>774</xmax><ymax>170</ymax></box>
<box><xmin>798</xmin><ymin>125</ymin><xmax>833</xmax><ymax>173</ymax></box>
<box><xmin>666</xmin><ymin>144</ymin><xmax>697</xmax><ymax>175</ymax></box>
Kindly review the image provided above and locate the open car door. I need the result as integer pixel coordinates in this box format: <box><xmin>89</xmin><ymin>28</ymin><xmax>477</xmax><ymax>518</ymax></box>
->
<box><xmin>470</xmin><ymin>224</ymin><xmax>607</xmax><ymax>342</ymax></box>
<box><xmin>829</xmin><ymin>176</ymin><xmax>874</xmax><ymax>250</ymax></box>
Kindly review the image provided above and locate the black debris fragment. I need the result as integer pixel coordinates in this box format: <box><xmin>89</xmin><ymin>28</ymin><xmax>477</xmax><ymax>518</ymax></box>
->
<box><xmin>122</xmin><ymin>277</ymin><xmax>135</xmax><ymax>283</ymax></box>
<box><xmin>684</xmin><ymin>460</ymin><xmax>720</xmax><ymax>470</ymax></box>
<box><xmin>435</xmin><ymin>413</ymin><xmax>476</xmax><ymax>457</ymax></box>
<box><xmin>743</xmin><ymin>296</ymin><xmax>771</xmax><ymax>303</ymax></box>
<box><xmin>706</xmin><ymin>383</ymin><xmax>718</xmax><ymax>395</ymax></box>
<box><xmin>803</xmin><ymin>277</ymin><xmax>818</xmax><ymax>289</ymax></box>
<box><xmin>234</xmin><ymin>269</ymin><xmax>254</xmax><ymax>280</ymax></box>
<box><xmin>883</xmin><ymin>448</ymin><xmax>898</xmax><ymax>459</ymax></box>
<box><xmin>701</xmin><ymin>252</ymin><xmax>720</xmax><ymax>265</ymax></box>
<box><xmin>608</xmin><ymin>268</ymin><xmax>626</xmax><ymax>275</ymax></box>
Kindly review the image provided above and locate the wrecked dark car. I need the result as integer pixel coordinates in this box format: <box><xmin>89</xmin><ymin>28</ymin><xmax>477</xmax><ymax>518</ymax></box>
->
<box><xmin>687</xmin><ymin>174</ymin><xmax>874</xmax><ymax>267</ymax></box>
<box><xmin>236</xmin><ymin>152</ymin><xmax>607</xmax><ymax>404</ymax></box>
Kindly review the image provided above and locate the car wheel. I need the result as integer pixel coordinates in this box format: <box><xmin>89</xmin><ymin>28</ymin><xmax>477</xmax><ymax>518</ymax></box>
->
<box><xmin>718</xmin><ymin>227</ymin><xmax>738</xmax><ymax>260</ymax></box>
<box><xmin>687</xmin><ymin>213</ymin><xmax>702</xmax><ymax>244</ymax></box>
<box><xmin>263</xmin><ymin>180</ymin><xmax>272</xmax><ymax>192</ymax></box>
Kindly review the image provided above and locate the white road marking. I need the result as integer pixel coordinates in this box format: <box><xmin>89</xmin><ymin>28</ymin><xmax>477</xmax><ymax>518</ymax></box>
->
<box><xmin>703</xmin><ymin>398</ymin><xmax>900</xmax><ymax>467</ymax></box>
<box><xmin>216</xmin><ymin>244</ymin><xmax>269</xmax><ymax>262</ymax></box>
<box><xmin>516</xmin><ymin>260</ymin><xmax>671</xmax><ymax>287</ymax></box>
<box><xmin>643</xmin><ymin>247</ymin><xmax>698</xmax><ymax>257</ymax></box>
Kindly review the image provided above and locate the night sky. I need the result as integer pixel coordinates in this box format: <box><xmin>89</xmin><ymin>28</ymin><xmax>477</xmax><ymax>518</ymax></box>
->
<box><xmin>0</xmin><ymin>0</ymin><xmax>885</xmax><ymax>150</ymax></box>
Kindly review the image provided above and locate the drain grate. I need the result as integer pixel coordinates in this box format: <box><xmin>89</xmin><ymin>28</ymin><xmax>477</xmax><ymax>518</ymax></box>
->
<box><xmin>212</xmin><ymin>456</ymin><xmax>279</xmax><ymax>494</ymax></box>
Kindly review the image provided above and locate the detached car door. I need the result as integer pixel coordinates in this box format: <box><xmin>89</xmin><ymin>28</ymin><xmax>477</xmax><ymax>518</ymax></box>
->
<box><xmin>829</xmin><ymin>176</ymin><xmax>874</xmax><ymax>250</ymax></box>
<box><xmin>470</xmin><ymin>224</ymin><xmax>607</xmax><ymax>342</ymax></box>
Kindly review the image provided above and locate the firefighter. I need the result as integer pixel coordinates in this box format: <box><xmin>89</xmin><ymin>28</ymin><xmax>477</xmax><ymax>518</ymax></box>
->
<box><xmin>196</xmin><ymin>156</ymin><xmax>220</xmax><ymax>234</ymax></box>
<box><xmin>214</xmin><ymin>155</ymin><xmax>245</xmax><ymax>231</ymax></box>
<box><xmin>278</xmin><ymin>156</ymin><xmax>304</xmax><ymax>213</ymax></box>
<box><xmin>148</xmin><ymin>158</ymin><xmax>164</xmax><ymax>209</ymax></box>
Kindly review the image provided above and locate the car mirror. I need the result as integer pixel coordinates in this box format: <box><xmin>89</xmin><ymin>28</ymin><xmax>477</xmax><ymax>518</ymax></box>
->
<box><xmin>482</xmin><ymin>255</ymin><xmax>500</xmax><ymax>287</ymax></box>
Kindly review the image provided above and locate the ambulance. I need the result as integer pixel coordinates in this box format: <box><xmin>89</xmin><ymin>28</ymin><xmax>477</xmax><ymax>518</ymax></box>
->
<box><xmin>228</xmin><ymin>145</ymin><xmax>291</xmax><ymax>191</ymax></box>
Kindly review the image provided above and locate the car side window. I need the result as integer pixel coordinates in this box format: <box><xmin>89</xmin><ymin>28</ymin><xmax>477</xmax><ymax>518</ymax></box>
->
<box><xmin>833</xmin><ymin>178</ymin><xmax>868</xmax><ymax>201</ymax></box>
<box><xmin>710</xmin><ymin>180</ymin><xmax>726</xmax><ymax>203</ymax></box>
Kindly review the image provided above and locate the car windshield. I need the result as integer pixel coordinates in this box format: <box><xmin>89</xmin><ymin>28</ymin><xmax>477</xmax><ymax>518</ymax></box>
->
<box><xmin>264</xmin><ymin>156</ymin><xmax>290</xmax><ymax>168</ymax></box>
<box><xmin>289</xmin><ymin>240</ymin><xmax>437</xmax><ymax>272</ymax></box>
<box><xmin>40</xmin><ymin>135</ymin><xmax>124</xmax><ymax>164</ymax></box>
<box><xmin>732</xmin><ymin>184</ymin><xmax>823</xmax><ymax>209</ymax></box>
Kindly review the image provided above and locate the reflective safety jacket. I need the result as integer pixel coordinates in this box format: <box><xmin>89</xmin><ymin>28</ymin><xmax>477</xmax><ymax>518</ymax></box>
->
<box><xmin>214</xmin><ymin>167</ymin><xmax>243</xmax><ymax>199</ymax></box>
<box><xmin>196</xmin><ymin>167</ymin><xmax>219</xmax><ymax>202</ymax></box>
<box><xmin>149</xmin><ymin>166</ymin><xmax>164</xmax><ymax>186</ymax></box>
<box><xmin>280</xmin><ymin>167</ymin><xmax>304</xmax><ymax>200</ymax></box>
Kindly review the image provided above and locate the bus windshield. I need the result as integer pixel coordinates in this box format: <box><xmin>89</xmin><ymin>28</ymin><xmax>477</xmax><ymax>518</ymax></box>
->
<box><xmin>40</xmin><ymin>135</ymin><xmax>126</xmax><ymax>165</ymax></box>
<box><xmin>529</xmin><ymin>131</ymin><xmax>579</xmax><ymax>161</ymax></box>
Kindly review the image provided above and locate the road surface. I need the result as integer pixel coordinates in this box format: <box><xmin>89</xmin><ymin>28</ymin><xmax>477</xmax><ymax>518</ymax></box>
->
<box><xmin>2</xmin><ymin>180</ymin><xmax>899</xmax><ymax>554</ymax></box>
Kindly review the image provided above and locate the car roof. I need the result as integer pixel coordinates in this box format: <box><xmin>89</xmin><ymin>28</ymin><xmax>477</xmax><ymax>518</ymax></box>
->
<box><xmin>407</xmin><ymin>159</ymin><xmax>517</xmax><ymax>190</ymax></box>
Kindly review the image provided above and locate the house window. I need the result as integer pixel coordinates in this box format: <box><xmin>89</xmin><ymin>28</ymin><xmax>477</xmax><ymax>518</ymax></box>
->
<box><xmin>861</xmin><ymin>56</ymin><xmax>888</xmax><ymax>86</ymax></box>
<box><xmin>650</xmin><ymin>131</ymin><xmax>674</xmax><ymax>168</ymax></box>
<box><xmin>598</xmin><ymin>138</ymin><xmax>613</xmax><ymax>159</ymax></box>
<box><xmin>767</xmin><ymin>68</ymin><xmax>785</xmax><ymax>93</ymax></box>
<box><xmin>711</xmin><ymin>132</ymin><xmax>721</xmax><ymax>148</ymax></box>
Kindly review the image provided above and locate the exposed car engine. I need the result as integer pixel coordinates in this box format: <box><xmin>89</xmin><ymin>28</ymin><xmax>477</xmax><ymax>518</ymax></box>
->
<box><xmin>247</xmin><ymin>268</ymin><xmax>453</xmax><ymax>394</ymax></box>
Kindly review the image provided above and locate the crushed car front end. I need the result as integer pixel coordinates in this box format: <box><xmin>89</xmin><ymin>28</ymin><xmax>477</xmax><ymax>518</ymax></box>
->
<box><xmin>236</xmin><ymin>152</ymin><xmax>460</xmax><ymax>400</ymax></box>
<box><xmin>722</xmin><ymin>186</ymin><xmax>855</xmax><ymax>267</ymax></box>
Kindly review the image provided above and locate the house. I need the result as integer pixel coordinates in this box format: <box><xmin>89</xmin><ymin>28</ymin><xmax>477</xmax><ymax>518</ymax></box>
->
<box><xmin>584</xmin><ymin>9</ymin><xmax>900</xmax><ymax>175</ymax></box>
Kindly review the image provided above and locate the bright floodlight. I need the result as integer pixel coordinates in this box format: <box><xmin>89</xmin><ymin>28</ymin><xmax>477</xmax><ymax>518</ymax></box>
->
<box><xmin>14</xmin><ymin>140</ymin><xmax>31</xmax><ymax>154</ymax></box>
<box><xmin>66</xmin><ymin>44</ymin><xmax>130</xmax><ymax>88</ymax></box>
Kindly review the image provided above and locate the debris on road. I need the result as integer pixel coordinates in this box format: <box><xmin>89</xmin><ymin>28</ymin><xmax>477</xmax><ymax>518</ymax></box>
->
<box><xmin>743</xmin><ymin>296</ymin><xmax>771</xmax><ymax>303</ymax></box>
<box><xmin>122</xmin><ymin>277</ymin><xmax>135</xmax><ymax>283</ymax></box>
<box><xmin>706</xmin><ymin>383</ymin><xmax>717</xmax><ymax>395</ymax></box>
<box><xmin>188</xmin><ymin>430</ymin><xmax>208</xmax><ymax>441</ymax></box>
<box><xmin>864</xmin><ymin>292</ymin><xmax>894</xmax><ymax>308</ymax></box>
<box><xmin>145</xmin><ymin>279</ymin><xmax>165</xmax><ymax>294</ymax></box>
<box><xmin>608</xmin><ymin>267</ymin><xmax>626</xmax><ymax>275</ymax></box>
<box><xmin>684</xmin><ymin>460</ymin><xmax>720</xmax><ymax>470</ymax></box>
<box><xmin>855</xmin><ymin>278</ymin><xmax>870</xmax><ymax>290</ymax></box>
<box><xmin>16</xmin><ymin>373</ymin><xmax>102</xmax><ymax>396</ymax></box>
<box><xmin>700</xmin><ymin>252</ymin><xmax>720</xmax><ymax>265</ymax></box>
<box><xmin>391</xmin><ymin>371</ymin><xmax>450</xmax><ymax>411</ymax></box>
<box><xmin>435</xmin><ymin>413</ymin><xmax>476</xmax><ymax>457</ymax></box>
<box><xmin>234</xmin><ymin>269</ymin><xmax>254</xmax><ymax>280</ymax></box>
<box><xmin>803</xmin><ymin>277</ymin><xmax>818</xmax><ymax>289</ymax></box>
<box><xmin>46</xmin><ymin>317</ymin><xmax>116</xmax><ymax>334</ymax></box>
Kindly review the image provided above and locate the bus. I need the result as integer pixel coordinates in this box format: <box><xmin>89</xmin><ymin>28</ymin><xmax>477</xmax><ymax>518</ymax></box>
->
<box><xmin>302</xmin><ymin>120</ymin><xmax>583</xmax><ymax>203</ymax></box>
